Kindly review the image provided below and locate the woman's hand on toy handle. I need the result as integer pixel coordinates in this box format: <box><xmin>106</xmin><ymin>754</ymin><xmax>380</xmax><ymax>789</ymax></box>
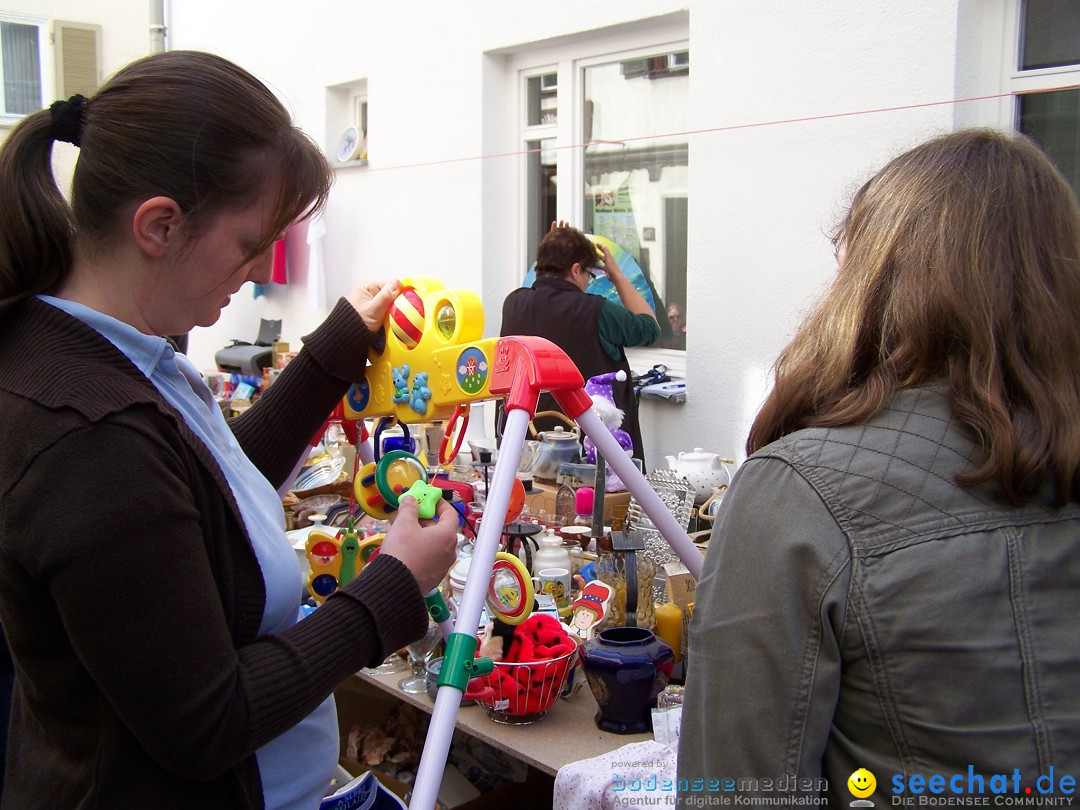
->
<box><xmin>379</xmin><ymin>495</ymin><xmax>458</xmax><ymax>594</ymax></box>
<box><xmin>346</xmin><ymin>279</ymin><xmax>402</xmax><ymax>333</ymax></box>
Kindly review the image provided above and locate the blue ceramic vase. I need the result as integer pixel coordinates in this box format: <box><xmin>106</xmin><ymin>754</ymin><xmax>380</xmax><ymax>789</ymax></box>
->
<box><xmin>580</xmin><ymin>626</ymin><xmax>674</xmax><ymax>734</ymax></box>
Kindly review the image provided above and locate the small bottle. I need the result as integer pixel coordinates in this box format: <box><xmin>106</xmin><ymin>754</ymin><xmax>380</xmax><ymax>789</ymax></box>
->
<box><xmin>531</xmin><ymin>531</ymin><xmax>573</xmax><ymax>576</ymax></box>
<box><xmin>573</xmin><ymin>486</ymin><xmax>594</xmax><ymax>526</ymax></box>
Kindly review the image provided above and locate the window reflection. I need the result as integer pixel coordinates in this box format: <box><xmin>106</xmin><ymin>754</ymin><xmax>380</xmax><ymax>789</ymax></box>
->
<box><xmin>1019</xmin><ymin>89</ymin><xmax>1080</xmax><ymax>201</ymax></box>
<box><xmin>581</xmin><ymin>52</ymin><xmax>688</xmax><ymax>350</ymax></box>
<box><xmin>527</xmin><ymin>73</ymin><xmax>558</xmax><ymax>126</ymax></box>
<box><xmin>526</xmin><ymin>138</ymin><xmax>557</xmax><ymax>265</ymax></box>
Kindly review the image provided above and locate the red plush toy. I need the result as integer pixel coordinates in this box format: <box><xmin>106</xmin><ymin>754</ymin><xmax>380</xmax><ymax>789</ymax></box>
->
<box><xmin>479</xmin><ymin>614</ymin><xmax>577</xmax><ymax>716</ymax></box>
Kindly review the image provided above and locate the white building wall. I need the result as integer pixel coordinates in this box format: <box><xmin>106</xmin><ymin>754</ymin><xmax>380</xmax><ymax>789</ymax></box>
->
<box><xmin>0</xmin><ymin>2</ymin><xmax>151</xmax><ymax>185</ymax></box>
<box><xmin>14</xmin><ymin>1</ymin><xmax>995</xmax><ymax>471</ymax></box>
<box><xmin>0</xmin><ymin>0</ymin><xmax>150</xmax><ymax>88</ymax></box>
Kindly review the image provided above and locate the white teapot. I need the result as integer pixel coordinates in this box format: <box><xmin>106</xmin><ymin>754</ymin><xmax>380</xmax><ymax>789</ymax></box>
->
<box><xmin>664</xmin><ymin>448</ymin><xmax>735</xmax><ymax>504</ymax></box>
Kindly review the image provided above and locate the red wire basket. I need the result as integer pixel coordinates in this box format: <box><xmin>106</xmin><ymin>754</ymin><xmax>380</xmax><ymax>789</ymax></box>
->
<box><xmin>475</xmin><ymin>647</ymin><xmax>578</xmax><ymax>725</ymax></box>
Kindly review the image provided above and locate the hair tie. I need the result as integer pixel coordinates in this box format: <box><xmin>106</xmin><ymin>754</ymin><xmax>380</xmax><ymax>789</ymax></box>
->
<box><xmin>49</xmin><ymin>94</ymin><xmax>87</xmax><ymax>147</ymax></box>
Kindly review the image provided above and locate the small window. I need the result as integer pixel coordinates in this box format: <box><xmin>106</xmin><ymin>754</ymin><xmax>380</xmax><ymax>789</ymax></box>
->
<box><xmin>325</xmin><ymin>78</ymin><xmax>368</xmax><ymax>166</ymax></box>
<box><xmin>1019</xmin><ymin>0</ymin><xmax>1080</xmax><ymax>70</ymax></box>
<box><xmin>54</xmin><ymin>21</ymin><xmax>102</xmax><ymax>100</ymax></box>
<box><xmin>527</xmin><ymin>72</ymin><xmax>557</xmax><ymax>126</ymax></box>
<box><xmin>1019</xmin><ymin>88</ymin><xmax>1080</xmax><ymax>197</ymax></box>
<box><xmin>582</xmin><ymin>50</ymin><xmax>689</xmax><ymax>351</ymax></box>
<box><xmin>0</xmin><ymin>15</ymin><xmax>46</xmax><ymax>119</ymax></box>
<box><xmin>1014</xmin><ymin>0</ymin><xmax>1080</xmax><ymax>199</ymax></box>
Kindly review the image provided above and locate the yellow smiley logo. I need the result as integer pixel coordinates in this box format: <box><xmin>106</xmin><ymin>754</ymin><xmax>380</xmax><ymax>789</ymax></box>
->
<box><xmin>848</xmin><ymin>768</ymin><xmax>876</xmax><ymax>798</ymax></box>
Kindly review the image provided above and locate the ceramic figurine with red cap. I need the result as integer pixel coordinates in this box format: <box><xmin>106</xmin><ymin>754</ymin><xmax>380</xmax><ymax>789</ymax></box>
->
<box><xmin>567</xmin><ymin>580</ymin><xmax>615</xmax><ymax>641</ymax></box>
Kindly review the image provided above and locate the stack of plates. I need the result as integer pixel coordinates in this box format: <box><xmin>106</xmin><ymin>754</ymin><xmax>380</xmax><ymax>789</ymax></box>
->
<box><xmin>292</xmin><ymin>456</ymin><xmax>346</xmax><ymax>495</ymax></box>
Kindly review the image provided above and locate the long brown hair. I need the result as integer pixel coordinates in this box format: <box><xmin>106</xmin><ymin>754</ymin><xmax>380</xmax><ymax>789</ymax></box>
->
<box><xmin>748</xmin><ymin>128</ymin><xmax>1080</xmax><ymax>505</ymax></box>
<box><xmin>0</xmin><ymin>50</ymin><xmax>332</xmax><ymax>312</ymax></box>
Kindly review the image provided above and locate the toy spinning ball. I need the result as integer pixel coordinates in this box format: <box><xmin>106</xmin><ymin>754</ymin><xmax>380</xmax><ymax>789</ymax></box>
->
<box><xmin>390</xmin><ymin>287</ymin><xmax>425</xmax><ymax>349</ymax></box>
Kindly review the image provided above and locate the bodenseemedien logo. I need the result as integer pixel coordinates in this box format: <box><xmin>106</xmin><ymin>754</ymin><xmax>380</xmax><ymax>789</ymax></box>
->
<box><xmin>849</xmin><ymin>768</ymin><xmax>877</xmax><ymax>808</ymax></box>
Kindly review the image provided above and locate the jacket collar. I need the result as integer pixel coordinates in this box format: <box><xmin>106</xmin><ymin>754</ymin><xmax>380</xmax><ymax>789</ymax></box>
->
<box><xmin>532</xmin><ymin>274</ymin><xmax>581</xmax><ymax>293</ymax></box>
<box><xmin>0</xmin><ymin>297</ymin><xmax>163</xmax><ymax>421</ymax></box>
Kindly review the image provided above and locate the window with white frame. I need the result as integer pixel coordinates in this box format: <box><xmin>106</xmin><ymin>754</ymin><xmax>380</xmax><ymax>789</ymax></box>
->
<box><xmin>326</xmin><ymin>78</ymin><xmax>368</xmax><ymax>165</ymax></box>
<box><xmin>1</xmin><ymin>14</ymin><xmax>47</xmax><ymax>122</ymax></box>
<box><xmin>1006</xmin><ymin>0</ymin><xmax>1080</xmax><ymax>198</ymax></box>
<box><xmin>517</xmin><ymin>27</ymin><xmax>690</xmax><ymax>368</ymax></box>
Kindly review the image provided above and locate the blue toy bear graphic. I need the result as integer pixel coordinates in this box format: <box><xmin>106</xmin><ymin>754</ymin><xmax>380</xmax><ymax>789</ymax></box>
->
<box><xmin>410</xmin><ymin>371</ymin><xmax>432</xmax><ymax>416</ymax></box>
<box><xmin>391</xmin><ymin>364</ymin><xmax>410</xmax><ymax>404</ymax></box>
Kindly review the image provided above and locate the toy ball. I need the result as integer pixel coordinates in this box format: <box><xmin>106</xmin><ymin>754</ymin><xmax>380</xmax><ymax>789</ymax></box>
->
<box><xmin>389</xmin><ymin>287</ymin><xmax>425</xmax><ymax>349</ymax></box>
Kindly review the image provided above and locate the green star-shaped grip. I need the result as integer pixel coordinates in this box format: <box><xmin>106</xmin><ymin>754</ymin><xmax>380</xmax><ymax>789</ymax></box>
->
<box><xmin>404</xmin><ymin>479</ymin><xmax>443</xmax><ymax>519</ymax></box>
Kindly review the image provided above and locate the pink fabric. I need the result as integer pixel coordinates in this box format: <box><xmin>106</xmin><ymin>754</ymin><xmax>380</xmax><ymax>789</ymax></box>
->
<box><xmin>271</xmin><ymin>237</ymin><xmax>288</xmax><ymax>284</ymax></box>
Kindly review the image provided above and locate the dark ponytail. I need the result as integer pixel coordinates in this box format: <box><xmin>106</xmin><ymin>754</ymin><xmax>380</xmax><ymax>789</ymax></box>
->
<box><xmin>0</xmin><ymin>108</ymin><xmax>77</xmax><ymax>312</ymax></box>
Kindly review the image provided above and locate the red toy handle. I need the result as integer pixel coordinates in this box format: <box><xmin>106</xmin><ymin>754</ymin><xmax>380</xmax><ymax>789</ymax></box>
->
<box><xmin>438</xmin><ymin>404</ymin><xmax>469</xmax><ymax>466</ymax></box>
<box><xmin>311</xmin><ymin>401</ymin><xmax>369</xmax><ymax>447</ymax></box>
<box><xmin>489</xmin><ymin>336</ymin><xmax>590</xmax><ymax>419</ymax></box>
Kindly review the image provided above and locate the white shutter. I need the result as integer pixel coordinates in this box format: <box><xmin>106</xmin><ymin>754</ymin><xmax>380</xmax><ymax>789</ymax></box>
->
<box><xmin>53</xmin><ymin>21</ymin><xmax>100</xmax><ymax>99</ymax></box>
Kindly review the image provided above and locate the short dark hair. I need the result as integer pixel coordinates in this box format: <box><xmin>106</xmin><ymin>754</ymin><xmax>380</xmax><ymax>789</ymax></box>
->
<box><xmin>535</xmin><ymin>225</ymin><xmax>598</xmax><ymax>277</ymax></box>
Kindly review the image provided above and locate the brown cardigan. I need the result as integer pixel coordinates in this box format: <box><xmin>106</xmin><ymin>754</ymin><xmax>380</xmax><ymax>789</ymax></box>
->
<box><xmin>0</xmin><ymin>297</ymin><xmax>428</xmax><ymax>809</ymax></box>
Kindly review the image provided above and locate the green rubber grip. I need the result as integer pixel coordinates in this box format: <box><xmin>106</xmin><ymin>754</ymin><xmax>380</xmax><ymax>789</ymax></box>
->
<box><xmin>436</xmin><ymin>633</ymin><xmax>493</xmax><ymax>691</ymax></box>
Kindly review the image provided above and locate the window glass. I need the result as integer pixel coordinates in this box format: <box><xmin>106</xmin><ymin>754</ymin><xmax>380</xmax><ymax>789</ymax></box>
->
<box><xmin>1</xmin><ymin>20</ymin><xmax>42</xmax><ymax>116</ymax></box>
<box><xmin>527</xmin><ymin>73</ymin><xmax>557</xmax><ymax>126</ymax></box>
<box><xmin>1020</xmin><ymin>0</ymin><xmax>1080</xmax><ymax>70</ymax></box>
<box><xmin>526</xmin><ymin>137</ymin><xmax>557</xmax><ymax>263</ymax></box>
<box><xmin>1019</xmin><ymin>88</ymin><xmax>1080</xmax><ymax>198</ymax></box>
<box><xmin>581</xmin><ymin>51</ymin><xmax>689</xmax><ymax>350</ymax></box>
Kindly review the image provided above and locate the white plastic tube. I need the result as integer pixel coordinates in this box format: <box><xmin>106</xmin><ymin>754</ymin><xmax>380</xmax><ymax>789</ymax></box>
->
<box><xmin>574</xmin><ymin>408</ymin><xmax>703</xmax><ymax>581</ymax></box>
<box><xmin>409</xmin><ymin>408</ymin><xmax>530</xmax><ymax>810</ymax></box>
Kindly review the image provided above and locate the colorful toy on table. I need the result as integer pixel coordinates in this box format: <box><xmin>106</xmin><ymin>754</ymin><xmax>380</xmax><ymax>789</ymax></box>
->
<box><xmin>567</xmin><ymin>580</ymin><xmax>615</xmax><ymax>642</ymax></box>
<box><xmin>305</xmin><ymin>529</ymin><xmax>385</xmax><ymax>604</ymax></box>
<box><xmin>485</xmin><ymin>552</ymin><xmax>534</xmax><ymax>625</ymax></box>
<box><xmin>353</xmin><ymin>441</ymin><xmax>429</xmax><ymax>520</ymax></box>
<box><xmin>582</xmin><ymin>370</ymin><xmax>635</xmax><ymax>492</ymax></box>
<box><xmin>343</xmin><ymin>277</ymin><xmax>499</xmax><ymax>426</ymax></box>
<box><xmin>403</xmin><ymin>479</ymin><xmax>443</xmax><ymax>519</ymax></box>
<box><xmin>476</xmin><ymin>613</ymin><xmax>578</xmax><ymax>717</ymax></box>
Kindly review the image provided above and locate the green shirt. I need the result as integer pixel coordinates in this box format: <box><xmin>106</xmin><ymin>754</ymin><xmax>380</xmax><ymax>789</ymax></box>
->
<box><xmin>597</xmin><ymin>298</ymin><xmax>661</xmax><ymax>362</ymax></box>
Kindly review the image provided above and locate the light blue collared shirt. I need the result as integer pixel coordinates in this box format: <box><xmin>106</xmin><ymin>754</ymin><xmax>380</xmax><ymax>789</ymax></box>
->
<box><xmin>38</xmin><ymin>295</ymin><xmax>338</xmax><ymax>810</ymax></box>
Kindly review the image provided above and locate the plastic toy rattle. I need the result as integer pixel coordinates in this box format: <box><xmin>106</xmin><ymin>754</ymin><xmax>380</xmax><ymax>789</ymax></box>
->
<box><xmin>353</xmin><ymin>442</ymin><xmax>430</xmax><ymax>520</ymax></box>
<box><xmin>305</xmin><ymin>529</ymin><xmax>384</xmax><ymax>604</ymax></box>
<box><xmin>403</xmin><ymin>480</ymin><xmax>443</xmax><ymax>519</ymax></box>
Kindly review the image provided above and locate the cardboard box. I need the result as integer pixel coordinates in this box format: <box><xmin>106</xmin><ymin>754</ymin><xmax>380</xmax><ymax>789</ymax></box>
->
<box><xmin>664</xmin><ymin>560</ymin><xmax>697</xmax><ymax>611</ymax></box>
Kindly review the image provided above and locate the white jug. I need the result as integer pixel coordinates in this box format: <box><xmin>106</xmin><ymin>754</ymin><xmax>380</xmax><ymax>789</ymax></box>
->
<box><xmin>664</xmin><ymin>448</ymin><xmax>735</xmax><ymax>504</ymax></box>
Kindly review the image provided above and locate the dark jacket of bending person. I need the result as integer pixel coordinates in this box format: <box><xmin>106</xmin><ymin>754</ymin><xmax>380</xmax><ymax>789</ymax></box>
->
<box><xmin>678</xmin><ymin>129</ymin><xmax>1080</xmax><ymax>807</ymax></box>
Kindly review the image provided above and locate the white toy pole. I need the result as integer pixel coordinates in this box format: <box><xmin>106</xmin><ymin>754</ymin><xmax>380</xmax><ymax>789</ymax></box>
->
<box><xmin>408</xmin><ymin>407</ymin><xmax>531</xmax><ymax>810</ymax></box>
<box><xmin>574</xmin><ymin>408</ymin><xmax>703</xmax><ymax>580</ymax></box>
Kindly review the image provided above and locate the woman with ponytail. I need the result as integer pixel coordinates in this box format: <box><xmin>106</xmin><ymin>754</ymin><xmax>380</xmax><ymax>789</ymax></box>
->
<box><xmin>0</xmin><ymin>51</ymin><xmax>455</xmax><ymax>809</ymax></box>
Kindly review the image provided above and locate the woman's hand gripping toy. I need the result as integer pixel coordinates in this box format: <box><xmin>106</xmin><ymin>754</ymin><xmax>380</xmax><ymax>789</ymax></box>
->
<box><xmin>379</xmin><ymin>492</ymin><xmax>458</xmax><ymax>596</ymax></box>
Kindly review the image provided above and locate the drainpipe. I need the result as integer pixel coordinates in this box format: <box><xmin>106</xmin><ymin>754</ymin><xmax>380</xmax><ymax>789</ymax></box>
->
<box><xmin>150</xmin><ymin>0</ymin><xmax>167</xmax><ymax>53</ymax></box>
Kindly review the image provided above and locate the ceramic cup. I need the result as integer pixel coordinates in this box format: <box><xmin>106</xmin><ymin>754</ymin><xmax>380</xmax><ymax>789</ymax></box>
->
<box><xmin>534</xmin><ymin>567</ymin><xmax>571</xmax><ymax>615</ymax></box>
